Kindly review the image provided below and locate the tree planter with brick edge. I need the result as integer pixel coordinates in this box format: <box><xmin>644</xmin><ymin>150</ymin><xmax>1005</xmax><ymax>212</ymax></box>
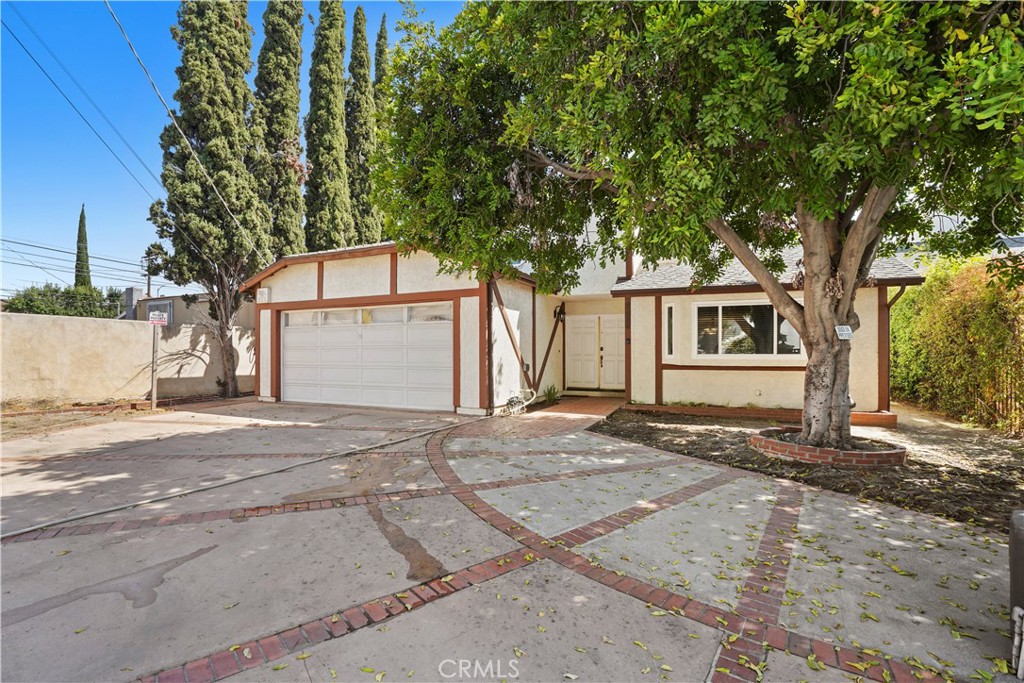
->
<box><xmin>751</xmin><ymin>427</ymin><xmax>907</xmax><ymax>467</ymax></box>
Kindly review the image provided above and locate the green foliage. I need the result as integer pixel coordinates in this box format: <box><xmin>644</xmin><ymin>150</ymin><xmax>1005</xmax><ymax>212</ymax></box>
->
<box><xmin>305</xmin><ymin>0</ymin><xmax>355</xmax><ymax>251</ymax></box>
<box><xmin>346</xmin><ymin>5</ymin><xmax>383</xmax><ymax>244</ymax></box>
<box><xmin>74</xmin><ymin>204</ymin><xmax>90</xmax><ymax>289</ymax></box>
<box><xmin>5</xmin><ymin>284</ymin><xmax>123</xmax><ymax>319</ymax></box>
<box><xmin>255</xmin><ymin>0</ymin><xmax>306</xmax><ymax>257</ymax></box>
<box><xmin>542</xmin><ymin>384</ymin><xmax>560</xmax><ymax>406</ymax></box>
<box><xmin>378</xmin><ymin>2</ymin><xmax>1024</xmax><ymax>292</ymax></box>
<box><xmin>891</xmin><ymin>259</ymin><xmax>1024</xmax><ymax>434</ymax></box>
<box><xmin>374</xmin><ymin>14</ymin><xmax>389</xmax><ymax>114</ymax></box>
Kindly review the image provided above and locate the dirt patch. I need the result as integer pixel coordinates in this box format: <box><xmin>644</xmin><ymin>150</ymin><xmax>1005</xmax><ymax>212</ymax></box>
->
<box><xmin>1</xmin><ymin>409</ymin><xmax>154</xmax><ymax>442</ymax></box>
<box><xmin>591</xmin><ymin>404</ymin><xmax>1024</xmax><ymax>535</ymax></box>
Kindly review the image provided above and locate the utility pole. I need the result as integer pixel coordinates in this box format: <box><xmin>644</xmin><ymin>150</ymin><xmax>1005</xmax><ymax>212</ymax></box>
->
<box><xmin>146</xmin><ymin>262</ymin><xmax>157</xmax><ymax>411</ymax></box>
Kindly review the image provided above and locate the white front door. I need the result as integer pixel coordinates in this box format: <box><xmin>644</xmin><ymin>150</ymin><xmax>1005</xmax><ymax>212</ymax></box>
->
<box><xmin>565</xmin><ymin>314</ymin><xmax>625</xmax><ymax>390</ymax></box>
<box><xmin>566</xmin><ymin>316</ymin><xmax>599</xmax><ymax>388</ymax></box>
<box><xmin>599</xmin><ymin>314</ymin><xmax>626</xmax><ymax>390</ymax></box>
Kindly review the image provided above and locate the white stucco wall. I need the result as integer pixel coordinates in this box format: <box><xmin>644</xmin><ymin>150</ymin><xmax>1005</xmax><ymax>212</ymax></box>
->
<box><xmin>459</xmin><ymin>296</ymin><xmax>481</xmax><ymax>411</ymax></box>
<box><xmin>534</xmin><ymin>294</ymin><xmax>563</xmax><ymax>394</ymax></box>
<box><xmin>258</xmin><ymin>309</ymin><xmax>271</xmax><ymax>398</ymax></box>
<box><xmin>564</xmin><ymin>298</ymin><xmax>624</xmax><ymax>317</ymax></box>
<box><xmin>630</xmin><ymin>297</ymin><xmax>656</xmax><ymax>403</ymax></box>
<box><xmin>491</xmin><ymin>279</ymin><xmax>534</xmax><ymax>407</ymax></box>
<box><xmin>1</xmin><ymin>313</ymin><xmax>254</xmax><ymax>403</ymax></box>
<box><xmin>630</xmin><ymin>289</ymin><xmax>881</xmax><ymax>411</ymax></box>
<box><xmin>397</xmin><ymin>253</ymin><xmax>477</xmax><ymax>293</ymax></box>
<box><xmin>263</xmin><ymin>262</ymin><xmax>318</xmax><ymax>303</ymax></box>
<box><xmin>322</xmin><ymin>254</ymin><xmax>390</xmax><ymax>299</ymax></box>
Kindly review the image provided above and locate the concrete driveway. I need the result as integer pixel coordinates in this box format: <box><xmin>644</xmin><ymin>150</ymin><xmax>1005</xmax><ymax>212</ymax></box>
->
<box><xmin>0</xmin><ymin>399</ymin><xmax>1013</xmax><ymax>683</ymax></box>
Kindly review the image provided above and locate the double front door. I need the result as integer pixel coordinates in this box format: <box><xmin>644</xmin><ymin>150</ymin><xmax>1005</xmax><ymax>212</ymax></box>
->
<box><xmin>566</xmin><ymin>314</ymin><xmax>625</xmax><ymax>390</ymax></box>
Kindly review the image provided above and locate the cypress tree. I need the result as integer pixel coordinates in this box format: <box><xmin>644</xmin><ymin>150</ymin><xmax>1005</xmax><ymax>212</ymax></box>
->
<box><xmin>373</xmin><ymin>14</ymin><xmax>388</xmax><ymax>114</ymax></box>
<box><xmin>255</xmin><ymin>0</ymin><xmax>305</xmax><ymax>257</ymax></box>
<box><xmin>305</xmin><ymin>0</ymin><xmax>355</xmax><ymax>251</ymax></box>
<box><xmin>74</xmin><ymin>204</ymin><xmax>91</xmax><ymax>288</ymax></box>
<box><xmin>148</xmin><ymin>0</ymin><xmax>271</xmax><ymax>398</ymax></box>
<box><xmin>345</xmin><ymin>5</ymin><xmax>381</xmax><ymax>244</ymax></box>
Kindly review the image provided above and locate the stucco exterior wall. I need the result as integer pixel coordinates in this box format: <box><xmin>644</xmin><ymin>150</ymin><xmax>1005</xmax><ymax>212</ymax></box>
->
<box><xmin>630</xmin><ymin>297</ymin><xmax>656</xmax><ymax>404</ymax></box>
<box><xmin>322</xmin><ymin>254</ymin><xmax>390</xmax><ymax>299</ymax></box>
<box><xmin>564</xmin><ymin>297</ymin><xmax>624</xmax><ymax>317</ymax></box>
<box><xmin>458</xmin><ymin>296</ymin><xmax>481</xmax><ymax>412</ymax></box>
<box><xmin>258</xmin><ymin>309</ymin><xmax>271</xmax><ymax>398</ymax></box>
<box><xmin>628</xmin><ymin>289</ymin><xmax>881</xmax><ymax>411</ymax></box>
<box><xmin>262</xmin><ymin>262</ymin><xmax>318</xmax><ymax>303</ymax></box>
<box><xmin>534</xmin><ymin>294</ymin><xmax>563</xmax><ymax>394</ymax></box>
<box><xmin>491</xmin><ymin>279</ymin><xmax>534</xmax><ymax>407</ymax></box>
<box><xmin>397</xmin><ymin>253</ymin><xmax>476</xmax><ymax>293</ymax></box>
<box><xmin>1</xmin><ymin>313</ymin><xmax>254</xmax><ymax>404</ymax></box>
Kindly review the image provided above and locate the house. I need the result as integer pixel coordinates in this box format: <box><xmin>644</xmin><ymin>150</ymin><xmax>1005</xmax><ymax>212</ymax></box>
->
<box><xmin>241</xmin><ymin>242</ymin><xmax>922</xmax><ymax>416</ymax></box>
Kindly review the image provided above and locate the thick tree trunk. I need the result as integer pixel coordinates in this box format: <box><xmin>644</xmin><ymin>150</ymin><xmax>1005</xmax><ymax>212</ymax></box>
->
<box><xmin>800</xmin><ymin>334</ymin><xmax>853</xmax><ymax>448</ymax></box>
<box><xmin>212</xmin><ymin>278</ymin><xmax>240</xmax><ymax>399</ymax></box>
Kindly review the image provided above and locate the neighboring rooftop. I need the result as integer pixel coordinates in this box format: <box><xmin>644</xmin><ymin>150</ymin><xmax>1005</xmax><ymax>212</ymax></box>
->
<box><xmin>612</xmin><ymin>246</ymin><xmax>924</xmax><ymax>294</ymax></box>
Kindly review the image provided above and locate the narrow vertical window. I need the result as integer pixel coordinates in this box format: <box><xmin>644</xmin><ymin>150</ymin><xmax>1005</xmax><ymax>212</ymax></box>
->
<box><xmin>666</xmin><ymin>305</ymin><xmax>674</xmax><ymax>356</ymax></box>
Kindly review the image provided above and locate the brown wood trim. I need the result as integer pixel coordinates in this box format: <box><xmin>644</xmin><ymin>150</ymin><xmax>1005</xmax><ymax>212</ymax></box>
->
<box><xmin>390</xmin><ymin>252</ymin><xmax>398</xmax><ymax>295</ymax></box>
<box><xmin>610</xmin><ymin>277</ymin><xmax>923</xmax><ymax>299</ymax></box>
<box><xmin>485</xmin><ymin>279</ymin><xmax>494</xmax><ymax>411</ymax></box>
<box><xmin>262</xmin><ymin>288</ymin><xmax>480</xmax><ymax>312</ymax></box>
<box><xmin>561</xmin><ymin>308</ymin><xmax>566</xmax><ymax>392</ymax></box>
<box><xmin>492</xmin><ymin>280</ymin><xmax>534</xmax><ymax>391</ymax></box>
<box><xmin>453</xmin><ymin>297</ymin><xmax>461</xmax><ymax>410</ymax></box>
<box><xmin>625</xmin><ymin>247</ymin><xmax>634</xmax><ymax>280</ymax></box>
<box><xmin>624</xmin><ymin>296</ymin><xmax>631</xmax><ymax>403</ymax></box>
<box><xmin>536</xmin><ymin>302</ymin><xmax>564</xmax><ymax>393</ymax></box>
<box><xmin>531</xmin><ymin>285</ymin><xmax>537</xmax><ymax>388</ymax></box>
<box><xmin>478</xmin><ymin>279</ymin><xmax>489</xmax><ymax>411</ymax></box>
<box><xmin>316</xmin><ymin>262</ymin><xmax>324</xmax><ymax>301</ymax></box>
<box><xmin>242</xmin><ymin>243</ymin><xmax>399</xmax><ymax>291</ymax></box>
<box><xmin>878</xmin><ymin>286</ymin><xmax>891</xmax><ymax>412</ymax></box>
<box><xmin>662</xmin><ymin>364</ymin><xmax>806</xmax><ymax>372</ymax></box>
<box><xmin>654</xmin><ymin>295</ymin><xmax>663</xmax><ymax>404</ymax></box>
<box><xmin>270</xmin><ymin>309</ymin><xmax>281</xmax><ymax>400</ymax></box>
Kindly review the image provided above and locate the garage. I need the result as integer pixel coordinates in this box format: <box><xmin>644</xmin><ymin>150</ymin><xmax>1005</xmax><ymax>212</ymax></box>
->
<box><xmin>281</xmin><ymin>302</ymin><xmax>454</xmax><ymax>411</ymax></box>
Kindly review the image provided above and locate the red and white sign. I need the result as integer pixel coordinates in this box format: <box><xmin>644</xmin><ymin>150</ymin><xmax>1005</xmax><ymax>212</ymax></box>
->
<box><xmin>148</xmin><ymin>311</ymin><xmax>168</xmax><ymax>326</ymax></box>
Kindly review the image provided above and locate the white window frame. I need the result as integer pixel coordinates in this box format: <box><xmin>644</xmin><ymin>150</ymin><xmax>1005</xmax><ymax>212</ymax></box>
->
<box><xmin>285</xmin><ymin>302</ymin><xmax>453</xmax><ymax>328</ymax></box>
<box><xmin>663</xmin><ymin>302</ymin><xmax>678</xmax><ymax>361</ymax></box>
<box><xmin>690</xmin><ymin>299</ymin><xmax>806</xmax><ymax>360</ymax></box>
<box><xmin>146</xmin><ymin>300</ymin><xmax>173</xmax><ymax>327</ymax></box>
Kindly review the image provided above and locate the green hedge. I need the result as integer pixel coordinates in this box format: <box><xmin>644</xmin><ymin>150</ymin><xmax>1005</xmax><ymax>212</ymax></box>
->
<box><xmin>890</xmin><ymin>258</ymin><xmax>1024</xmax><ymax>435</ymax></box>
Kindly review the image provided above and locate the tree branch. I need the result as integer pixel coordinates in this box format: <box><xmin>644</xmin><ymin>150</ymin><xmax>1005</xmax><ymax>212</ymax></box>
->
<box><xmin>836</xmin><ymin>184</ymin><xmax>898</xmax><ymax>317</ymax></box>
<box><xmin>706</xmin><ymin>217</ymin><xmax>805</xmax><ymax>338</ymax></box>
<box><xmin>524</xmin><ymin>148</ymin><xmax>619</xmax><ymax>190</ymax></box>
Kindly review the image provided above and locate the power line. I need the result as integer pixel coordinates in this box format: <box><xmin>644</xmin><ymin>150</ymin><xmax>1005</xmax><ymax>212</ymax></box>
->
<box><xmin>0</xmin><ymin>19</ymin><xmax>159</xmax><ymax>203</ymax></box>
<box><xmin>102</xmin><ymin>0</ymin><xmax>269</xmax><ymax>272</ymax></box>
<box><xmin>0</xmin><ymin>237</ymin><xmax>142</xmax><ymax>267</ymax></box>
<box><xmin>2</xmin><ymin>246</ymin><xmax>71</xmax><ymax>286</ymax></box>
<box><xmin>1</xmin><ymin>248</ymin><xmax>147</xmax><ymax>277</ymax></box>
<box><xmin>6</xmin><ymin>2</ymin><xmax>163</xmax><ymax>188</ymax></box>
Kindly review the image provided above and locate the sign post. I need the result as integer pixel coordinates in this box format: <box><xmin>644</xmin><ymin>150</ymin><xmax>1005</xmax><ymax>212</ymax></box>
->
<box><xmin>148</xmin><ymin>310</ymin><xmax>168</xmax><ymax>410</ymax></box>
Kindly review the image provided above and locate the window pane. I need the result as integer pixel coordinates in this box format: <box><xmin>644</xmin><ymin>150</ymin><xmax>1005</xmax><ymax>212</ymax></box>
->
<box><xmin>285</xmin><ymin>311</ymin><xmax>318</xmax><ymax>327</ymax></box>
<box><xmin>322</xmin><ymin>309</ymin><xmax>358</xmax><ymax>326</ymax></box>
<box><xmin>365</xmin><ymin>306</ymin><xmax>405</xmax><ymax>324</ymax></box>
<box><xmin>666</xmin><ymin>306</ymin><xmax>674</xmax><ymax>356</ymax></box>
<box><xmin>721</xmin><ymin>305</ymin><xmax>774</xmax><ymax>354</ymax></box>
<box><xmin>408</xmin><ymin>303</ymin><xmax>453</xmax><ymax>323</ymax></box>
<box><xmin>696</xmin><ymin>307</ymin><xmax>719</xmax><ymax>355</ymax></box>
<box><xmin>776</xmin><ymin>315</ymin><xmax>802</xmax><ymax>354</ymax></box>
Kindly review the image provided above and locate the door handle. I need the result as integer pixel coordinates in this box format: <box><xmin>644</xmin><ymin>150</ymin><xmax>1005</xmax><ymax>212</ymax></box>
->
<box><xmin>600</xmin><ymin>355</ymin><xmax>604</xmax><ymax>368</ymax></box>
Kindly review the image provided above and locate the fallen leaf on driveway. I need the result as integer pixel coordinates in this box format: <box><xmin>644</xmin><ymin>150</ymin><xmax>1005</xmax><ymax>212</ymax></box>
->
<box><xmin>242</xmin><ymin>648</ymin><xmax>252</xmax><ymax>659</ymax></box>
<box><xmin>272</xmin><ymin>664</ymin><xmax>288</xmax><ymax>671</ymax></box>
<box><xmin>296</xmin><ymin>653</ymin><xmax>311</xmax><ymax>660</ymax></box>
<box><xmin>73</xmin><ymin>627</ymin><xmax>87</xmax><ymax>634</ymax></box>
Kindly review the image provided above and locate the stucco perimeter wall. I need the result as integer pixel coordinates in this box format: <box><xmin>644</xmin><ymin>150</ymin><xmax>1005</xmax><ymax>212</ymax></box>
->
<box><xmin>629</xmin><ymin>289</ymin><xmax>880</xmax><ymax>411</ymax></box>
<box><xmin>491</xmin><ymin>279</ymin><xmax>534</xmax><ymax>407</ymax></box>
<box><xmin>397</xmin><ymin>252</ymin><xmax>476</xmax><ymax>293</ymax></box>
<box><xmin>1</xmin><ymin>313</ymin><xmax>254</xmax><ymax>404</ymax></box>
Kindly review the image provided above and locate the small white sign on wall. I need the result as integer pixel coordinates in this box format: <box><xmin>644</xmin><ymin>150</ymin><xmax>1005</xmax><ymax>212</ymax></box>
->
<box><xmin>835</xmin><ymin>325</ymin><xmax>853</xmax><ymax>340</ymax></box>
<box><xmin>148</xmin><ymin>311</ymin><xmax>168</xmax><ymax>326</ymax></box>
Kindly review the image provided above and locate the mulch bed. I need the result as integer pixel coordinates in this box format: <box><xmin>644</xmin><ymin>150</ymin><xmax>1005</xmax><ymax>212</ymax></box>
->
<box><xmin>591</xmin><ymin>409</ymin><xmax>1023</xmax><ymax>535</ymax></box>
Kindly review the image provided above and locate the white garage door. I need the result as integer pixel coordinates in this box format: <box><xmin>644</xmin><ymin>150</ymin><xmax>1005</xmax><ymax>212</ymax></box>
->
<box><xmin>281</xmin><ymin>302</ymin><xmax>454</xmax><ymax>411</ymax></box>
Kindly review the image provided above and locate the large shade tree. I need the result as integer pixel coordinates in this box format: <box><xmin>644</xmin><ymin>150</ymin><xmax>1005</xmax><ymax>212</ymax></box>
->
<box><xmin>377</xmin><ymin>1</ymin><xmax>1024</xmax><ymax>447</ymax></box>
<box><xmin>148</xmin><ymin>1</ymin><xmax>271</xmax><ymax>398</ymax></box>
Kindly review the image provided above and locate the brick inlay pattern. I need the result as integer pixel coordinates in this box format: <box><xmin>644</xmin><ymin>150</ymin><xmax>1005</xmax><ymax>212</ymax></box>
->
<box><xmin>139</xmin><ymin>549</ymin><xmax>536</xmax><ymax>683</ymax></box>
<box><xmin>751</xmin><ymin>428</ymin><xmax>907</xmax><ymax>467</ymax></box>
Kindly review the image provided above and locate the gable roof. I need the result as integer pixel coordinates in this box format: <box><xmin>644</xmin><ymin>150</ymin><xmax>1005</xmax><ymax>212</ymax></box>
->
<box><xmin>612</xmin><ymin>246</ymin><xmax>923</xmax><ymax>295</ymax></box>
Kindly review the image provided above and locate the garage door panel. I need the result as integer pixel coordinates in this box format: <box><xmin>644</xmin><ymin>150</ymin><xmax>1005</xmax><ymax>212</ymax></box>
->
<box><xmin>362</xmin><ymin>346</ymin><xmax>406</xmax><ymax>364</ymax></box>
<box><xmin>320</xmin><ymin>367</ymin><xmax>361</xmax><ymax>384</ymax></box>
<box><xmin>282</xmin><ymin>304</ymin><xmax>453</xmax><ymax>411</ymax></box>
<box><xmin>407</xmin><ymin>367</ymin><xmax>450</xmax><ymax>387</ymax></box>
<box><xmin>360</xmin><ymin>366</ymin><xmax>406</xmax><ymax>386</ymax></box>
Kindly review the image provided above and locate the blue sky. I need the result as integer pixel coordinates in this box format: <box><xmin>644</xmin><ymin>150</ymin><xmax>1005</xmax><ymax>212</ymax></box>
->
<box><xmin>1</xmin><ymin>1</ymin><xmax>462</xmax><ymax>298</ymax></box>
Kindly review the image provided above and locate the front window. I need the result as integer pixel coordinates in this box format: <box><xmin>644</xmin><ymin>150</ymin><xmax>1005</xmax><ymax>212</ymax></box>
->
<box><xmin>696</xmin><ymin>303</ymin><xmax>802</xmax><ymax>356</ymax></box>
